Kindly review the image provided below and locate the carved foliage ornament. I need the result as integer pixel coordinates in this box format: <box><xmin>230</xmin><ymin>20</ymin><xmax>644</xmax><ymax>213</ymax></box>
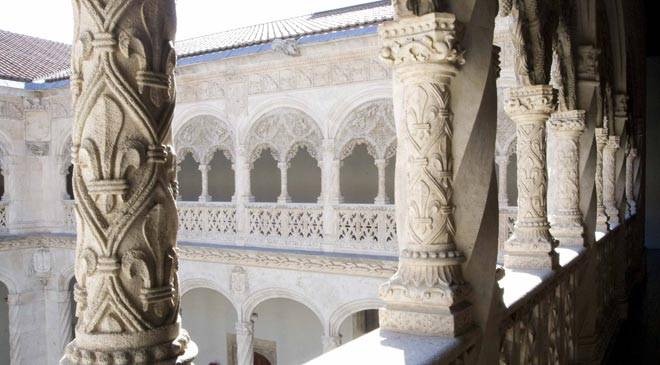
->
<box><xmin>175</xmin><ymin>115</ymin><xmax>234</xmax><ymax>164</ymax></box>
<box><xmin>64</xmin><ymin>0</ymin><xmax>194</xmax><ymax>363</ymax></box>
<box><xmin>335</xmin><ymin>99</ymin><xmax>396</xmax><ymax>160</ymax></box>
<box><xmin>380</xmin><ymin>13</ymin><xmax>465</xmax><ymax>68</ymax></box>
<box><xmin>247</xmin><ymin>108</ymin><xmax>323</xmax><ymax>165</ymax></box>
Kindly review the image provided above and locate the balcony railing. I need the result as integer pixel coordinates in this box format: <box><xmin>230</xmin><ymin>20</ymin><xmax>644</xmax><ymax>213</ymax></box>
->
<box><xmin>59</xmin><ymin>199</ymin><xmax>398</xmax><ymax>256</ymax></box>
<box><xmin>0</xmin><ymin>200</ymin><xmax>7</xmax><ymax>232</ymax></box>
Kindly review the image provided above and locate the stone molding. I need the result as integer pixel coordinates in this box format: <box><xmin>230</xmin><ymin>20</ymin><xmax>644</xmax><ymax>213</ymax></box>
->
<box><xmin>0</xmin><ymin>234</ymin><xmax>397</xmax><ymax>278</ymax></box>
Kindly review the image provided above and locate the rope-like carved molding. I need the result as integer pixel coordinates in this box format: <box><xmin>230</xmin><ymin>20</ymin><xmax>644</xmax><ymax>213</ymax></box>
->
<box><xmin>0</xmin><ymin>235</ymin><xmax>397</xmax><ymax>279</ymax></box>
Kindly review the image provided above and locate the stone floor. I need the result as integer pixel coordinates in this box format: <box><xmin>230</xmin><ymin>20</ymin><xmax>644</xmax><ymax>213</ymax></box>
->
<box><xmin>606</xmin><ymin>249</ymin><xmax>660</xmax><ymax>364</ymax></box>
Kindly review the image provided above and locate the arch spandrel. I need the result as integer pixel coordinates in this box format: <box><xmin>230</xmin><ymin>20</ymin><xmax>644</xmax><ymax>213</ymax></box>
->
<box><xmin>246</xmin><ymin>108</ymin><xmax>323</xmax><ymax>164</ymax></box>
<box><xmin>334</xmin><ymin>99</ymin><xmax>396</xmax><ymax>160</ymax></box>
<box><xmin>174</xmin><ymin>114</ymin><xmax>235</xmax><ymax>164</ymax></box>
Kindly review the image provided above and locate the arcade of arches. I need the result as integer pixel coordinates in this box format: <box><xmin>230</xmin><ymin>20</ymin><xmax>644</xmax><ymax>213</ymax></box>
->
<box><xmin>0</xmin><ymin>0</ymin><xmax>652</xmax><ymax>364</ymax></box>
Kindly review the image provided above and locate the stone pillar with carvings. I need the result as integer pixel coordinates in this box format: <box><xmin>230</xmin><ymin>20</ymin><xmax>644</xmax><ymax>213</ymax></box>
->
<box><xmin>595</xmin><ymin>127</ymin><xmax>609</xmax><ymax>233</ymax></box>
<box><xmin>62</xmin><ymin>1</ymin><xmax>195</xmax><ymax>363</ymax></box>
<box><xmin>235</xmin><ymin>319</ymin><xmax>255</xmax><ymax>365</ymax></box>
<box><xmin>547</xmin><ymin>110</ymin><xmax>586</xmax><ymax>248</ymax></box>
<box><xmin>321</xmin><ymin>335</ymin><xmax>341</xmax><ymax>352</ymax></box>
<box><xmin>377</xmin><ymin>12</ymin><xmax>473</xmax><ymax>337</ymax></box>
<box><xmin>502</xmin><ymin>85</ymin><xmax>558</xmax><ymax>270</ymax></box>
<box><xmin>277</xmin><ymin>161</ymin><xmax>292</xmax><ymax>204</ymax></box>
<box><xmin>603</xmin><ymin>135</ymin><xmax>620</xmax><ymax>229</ymax></box>
<box><xmin>625</xmin><ymin>148</ymin><xmax>638</xmax><ymax>217</ymax></box>
<box><xmin>238</xmin><ymin>145</ymin><xmax>254</xmax><ymax>203</ymax></box>
<box><xmin>374</xmin><ymin>158</ymin><xmax>389</xmax><ymax>205</ymax></box>
<box><xmin>331</xmin><ymin>159</ymin><xmax>343</xmax><ymax>204</ymax></box>
<box><xmin>198</xmin><ymin>163</ymin><xmax>211</xmax><ymax>202</ymax></box>
<box><xmin>495</xmin><ymin>154</ymin><xmax>509</xmax><ymax>208</ymax></box>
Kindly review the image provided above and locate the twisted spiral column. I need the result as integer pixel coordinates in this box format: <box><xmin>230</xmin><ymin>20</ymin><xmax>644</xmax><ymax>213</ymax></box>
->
<box><xmin>547</xmin><ymin>110</ymin><xmax>586</xmax><ymax>248</ymax></box>
<box><xmin>62</xmin><ymin>1</ymin><xmax>196</xmax><ymax>363</ymax></box>
<box><xmin>503</xmin><ymin>85</ymin><xmax>559</xmax><ymax>270</ymax></box>
<box><xmin>377</xmin><ymin>12</ymin><xmax>473</xmax><ymax>337</ymax></box>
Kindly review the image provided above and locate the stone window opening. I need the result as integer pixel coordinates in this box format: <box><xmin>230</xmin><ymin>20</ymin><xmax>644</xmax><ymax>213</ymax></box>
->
<box><xmin>251</xmin><ymin>148</ymin><xmax>281</xmax><ymax>203</ymax></box>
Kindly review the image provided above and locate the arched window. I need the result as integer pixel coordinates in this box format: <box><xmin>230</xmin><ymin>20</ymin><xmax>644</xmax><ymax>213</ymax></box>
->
<box><xmin>287</xmin><ymin>146</ymin><xmax>321</xmax><ymax>203</ymax></box>
<box><xmin>337</xmin><ymin>309</ymin><xmax>379</xmax><ymax>345</ymax></box>
<box><xmin>251</xmin><ymin>148</ymin><xmax>280</xmax><ymax>202</ymax></box>
<box><xmin>208</xmin><ymin>150</ymin><xmax>235</xmax><ymax>202</ymax></box>
<box><xmin>178</xmin><ymin>152</ymin><xmax>201</xmax><ymax>201</ymax></box>
<box><xmin>340</xmin><ymin>144</ymin><xmax>377</xmax><ymax>204</ymax></box>
<box><xmin>181</xmin><ymin>288</ymin><xmax>238</xmax><ymax>365</ymax></box>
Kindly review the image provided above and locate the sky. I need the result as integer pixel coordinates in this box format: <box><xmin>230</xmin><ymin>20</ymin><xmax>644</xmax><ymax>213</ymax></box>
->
<box><xmin>0</xmin><ymin>0</ymin><xmax>372</xmax><ymax>44</ymax></box>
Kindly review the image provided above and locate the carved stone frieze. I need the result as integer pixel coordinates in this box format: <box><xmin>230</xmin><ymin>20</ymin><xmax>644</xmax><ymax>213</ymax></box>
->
<box><xmin>503</xmin><ymin>85</ymin><xmax>559</xmax><ymax>270</ymax></box>
<box><xmin>547</xmin><ymin>110</ymin><xmax>585</xmax><ymax>248</ymax></box>
<box><xmin>271</xmin><ymin>38</ymin><xmax>300</xmax><ymax>57</ymax></box>
<box><xmin>0</xmin><ymin>99</ymin><xmax>23</xmax><ymax>119</ymax></box>
<box><xmin>378</xmin><ymin>12</ymin><xmax>473</xmax><ymax>337</ymax></box>
<box><xmin>174</xmin><ymin>114</ymin><xmax>234</xmax><ymax>164</ymax></box>
<box><xmin>62</xmin><ymin>0</ymin><xmax>195</xmax><ymax>363</ymax></box>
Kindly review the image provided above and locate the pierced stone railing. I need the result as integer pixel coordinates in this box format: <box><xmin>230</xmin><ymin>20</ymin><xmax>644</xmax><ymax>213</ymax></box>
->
<box><xmin>246</xmin><ymin>203</ymin><xmax>324</xmax><ymax>250</ymax></box>
<box><xmin>498</xmin><ymin>206</ymin><xmax>517</xmax><ymax>249</ymax></box>
<box><xmin>0</xmin><ymin>200</ymin><xmax>7</xmax><ymax>232</ymax></box>
<box><xmin>334</xmin><ymin>204</ymin><xmax>397</xmax><ymax>255</ymax></box>
<box><xmin>178</xmin><ymin>201</ymin><xmax>237</xmax><ymax>243</ymax></box>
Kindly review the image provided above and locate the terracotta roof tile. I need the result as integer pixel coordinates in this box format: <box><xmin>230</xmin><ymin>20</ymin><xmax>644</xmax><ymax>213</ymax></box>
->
<box><xmin>0</xmin><ymin>29</ymin><xmax>71</xmax><ymax>82</ymax></box>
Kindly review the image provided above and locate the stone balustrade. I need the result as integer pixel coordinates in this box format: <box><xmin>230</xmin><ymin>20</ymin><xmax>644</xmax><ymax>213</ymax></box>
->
<box><xmin>0</xmin><ymin>200</ymin><xmax>7</xmax><ymax>232</ymax></box>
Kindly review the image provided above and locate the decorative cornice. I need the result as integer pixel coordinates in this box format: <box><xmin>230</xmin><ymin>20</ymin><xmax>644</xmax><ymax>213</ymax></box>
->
<box><xmin>379</xmin><ymin>13</ymin><xmax>465</xmax><ymax>68</ymax></box>
<box><xmin>504</xmin><ymin>85</ymin><xmax>556</xmax><ymax>118</ymax></box>
<box><xmin>547</xmin><ymin>110</ymin><xmax>586</xmax><ymax>132</ymax></box>
<box><xmin>0</xmin><ymin>234</ymin><xmax>397</xmax><ymax>278</ymax></box>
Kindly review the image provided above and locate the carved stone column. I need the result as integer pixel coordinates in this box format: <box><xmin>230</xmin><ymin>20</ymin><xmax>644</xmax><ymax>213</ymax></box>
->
<box><xmin>331</xmin><ymin>159</ymin><xmax>343</xmax><ymax>204</ymax></box>
<box><xmin>277</xmin><ymin>161</ymin><xmax>291</xmax><ymax>204</ymax></box>
<box><xmin>547</xmin><ymin>110</ymin><xmax>586</xmax><ymax>248</ymax></box>
<box><xmin>235</xmin><ymin>320</ymin><xmax>254</xmax><ymax>365</ymax></box>
<box><xmin>625</xmin><ymin>148</ymin><xmax>638</xmax><ymax>217</ymax></box>
<box><xmin>595</xmin><ymin>127</ymin><xmax>609</xmax><ymax>233</ymax></box>
<box><xmin>62</xmin><ymin>1</ymin><xmax>196</xmax><ymax>363</ymax></box>
<box><xmin>495</xmin><ymin>154</ymin><xmax>509</xmax><ymax>208</ymax></box>
<box><xmin>321</xmin><ymin>335</ymin><xmax>341</xmax><ymax>352</ymax></box>
<box><xmin>238</xmin><ymin>146</ymin><xmax>254</xmax><ymax>203</ymax></box>
<box><xmin>198</xmin><ymin>164</ymin><xmax>211</xmax><ymax>202</ymax></box>
<box><xmin>503</xmin><ymin>85</ymin><xmax>558</xmax><ymax>270</ymax></box>
<box><xmin>603</xmin><ymin>135</ymin><xmax>620</xmax><ymax>229</ymax></box>
<box><xmin>378</xmin><ymin>12</ymin><xmax>473</xmax><ymax>337</ymax></box>
<box><xmin>374</xmin><ymin>158</ymin><xmax>389</xmax><ymax>205</ymax></box>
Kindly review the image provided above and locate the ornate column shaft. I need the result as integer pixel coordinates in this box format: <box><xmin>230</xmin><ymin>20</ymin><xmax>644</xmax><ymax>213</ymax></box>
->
<box><xmin>377</xmin><ymin>12</ymin><xmax>472</xmax><ymax>337</ymax></box>
<box><xmin>62</xmin><ymin>1</ymin><xmax>195</xmax><ymax>363</ymax></box>
<box><xmin>603</xmin><ymin>135</ymin><xmax>620</xmax><ymax>229</ymax></box>
<box><xmin>503</xmin><ymin>85</ymin><xmax>558</xmax><ymax>270</ymax></box>
<box><xmin>321</xmin><ymin>335</ymin><xmax>341</xmax><ymax>352</ymax></box>
<box><xmin>495</xmin><ymin>155</ymin><xmax>509</xmax><ymax>207</ymax></box>
<box><xmin>595</xmin><ymin>127</ymin><xmax>609</xmax><ymax>233</ymax></box>
<box><xmin>235</xmin><ymin>320</ymin><xmax>255</xmax><ymax>365</ymax></box>
<box><xmin>277</xmin><ymin>161</ymin><xmax>291</xmax><ymax>204</ymax></box>
<box><xmin>331</xmin><ymin>160</ymin><xmax>343</xmax><ymax>204</ymax></box>
<box><xmin>547</xmin><ymin>110</ymin><xmax>586</xmax><ymax>248</ymax></box>
<box><xmin>198</xmin><ymin>164</ymin><xmax>211</xmax><ymax>202</ymax></box>
<box><xmin>374</xmin><ymin>158</ymin><xmax>389</xmax><ymax>204</ymax></box>
<box><xmin>625</xmin><ymin>148</ymin><xmax>638</xmax><ymax>217</ymax></box>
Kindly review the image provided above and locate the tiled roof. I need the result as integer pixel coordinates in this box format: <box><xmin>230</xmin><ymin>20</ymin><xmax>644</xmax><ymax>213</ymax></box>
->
<box><xmin>2</xmin><ymin>1</ymin><xmax>392</xmax><ymax>83</ymax></box>
<box><xmin>176</xmin><ymin>0</ymin><xmax>392</xmax><ymax>56</ymax></box>
<box><xmin>0</xmin><ymin>29</ymin><xmax>71</xmax><ymax>82</ymax></box>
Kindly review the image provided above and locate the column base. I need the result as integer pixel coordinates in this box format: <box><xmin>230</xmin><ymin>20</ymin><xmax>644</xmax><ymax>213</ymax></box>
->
<box><xmin>61</xmin><ymin>329</ymin><xmax>197</xmax><ymax>365</ymax></box>
<box><xmin>198</xmin><ymin>194</ymin><xmax>211</xmax><ymax>203</ymax></box>
<box><xmin>503</xmin><ymin>235</ymin><xmax>559</xmax><ymax>270</ymax></box>
<box><xmin>606</xmin><ymin>207</ymin><xmax>620</xmax><ymax>229</ymax></box>
<box><xmin>549</xmin><ymin>223</ymin><xmax>584</xmax><ymax>248</ymax></box>
<box><xmin>277</xmin><ymin>195</ymin><xmax>292</xmax><ymax>204</ymax></box>
<box><xmin>374</xmin><ymin>196</ymin><xmax>390</xmax><ymax>205</ymax></box>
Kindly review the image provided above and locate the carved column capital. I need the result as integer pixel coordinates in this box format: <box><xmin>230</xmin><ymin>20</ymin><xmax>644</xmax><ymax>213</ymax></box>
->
<box><xmin>380</xmin><ymin>12</ymin><xmax>465</xmax><ymax>71</ymax></box>
<box><xmin>614</xmin><ymin>94</ymin><xmax>629</xmax><ymax>118</ymax></box>
<box><xmin>577</xmin><ymin>45</ymin><xmax>601</xmax><ymax>82</ymax></box>
<box><xmin>547</xmin><ymin>110</ymin><xmax>586</xmax><ymax>134</ymax></box>
<box><xmin>504</xmin><ymin>85</ymin><xmax>557</xmax><ymax>119</ymax></box>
